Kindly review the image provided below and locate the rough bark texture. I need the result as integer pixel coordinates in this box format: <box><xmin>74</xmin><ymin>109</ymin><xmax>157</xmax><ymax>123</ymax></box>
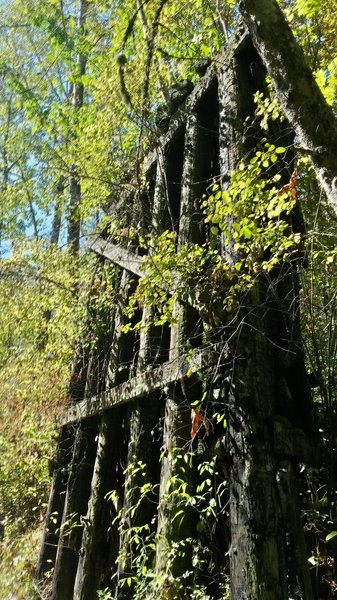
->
<box><xmin>217</xmin><ymin>38</ymin><xmax>313</xmax><ymax>600</ymax></box>
<box><xmin>238</xmin><ymin>0</ymin><xmax>337</xmax><ymax>210</ymax></box>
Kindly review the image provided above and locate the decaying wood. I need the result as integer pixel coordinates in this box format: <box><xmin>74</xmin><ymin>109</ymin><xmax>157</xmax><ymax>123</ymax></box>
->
<box><xmin>88</xmin><ymin>235</ymin><xmax>144</xmax><ymax>278</ymax></box>
<box><xmin>155</xmin><ymin>112</ymin><xmax>201</xmax><ymax>586</ymax></box>
<box><xmin>51</xmin><ymin>420</ymin><xmax>97</xmax><ymax>600</ymax></box>
<box><xmin>73</xmin><ymin>262</ymin><xmax>138</xmax><ymax>598</ymax></box>
<box><xmin>218</xmin><ymin>42</ymin><xmax>314</xmax><ymax>600</ymax></box>
<box><xmin>39</xmin><ymin>26</ymin><xmax>317</xmax><ymax>600</ymax></box>
<box><xmin>72</xmin><ymin>408</ymin><xmax>125</xmax><ymax>600</ymax></box>
<box><xmin>114</xmin><ymin>159</ymin><xmax>170</xmax><ymax>598</ymax></box>
<box><xmin>218</xmin><ymin>49</ymin><xmax>287</xmax><ymax>600</ymax></box>
<box><xmin>142</xmin><ymin>28</ymin><xmax>249</xmax><ymax>177</ymax></box>
<box><xmin>89</xmin><ymin>232</ymin><xmax>207</xmax><ymax>317</ymax></box>
<box><xmin>59</xmin><ymin>343</ymin><xmax>221</xmax><ymax>427</ymax></box>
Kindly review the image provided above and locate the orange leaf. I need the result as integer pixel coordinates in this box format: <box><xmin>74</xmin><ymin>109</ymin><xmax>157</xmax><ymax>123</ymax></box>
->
<box><xmin>278</xmin><ymin>167</ymin><xmax>298</xmax><ymax>200</ymax></box>
<box><xmin>190</xmin><ymin>409</ymin><xmax>211</xmax><ymax>440</ymax></box>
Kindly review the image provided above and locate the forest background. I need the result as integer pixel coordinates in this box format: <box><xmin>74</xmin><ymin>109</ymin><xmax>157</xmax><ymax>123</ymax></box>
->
<box><xmin>0</xmin><ymin>0</ymin><xmax>337</xmax><ymax>597</ymax></box>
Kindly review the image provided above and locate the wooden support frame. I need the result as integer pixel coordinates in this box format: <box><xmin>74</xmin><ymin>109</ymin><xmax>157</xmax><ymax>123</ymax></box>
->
<box><xmin>37</xmin><ymin>24</ymin><xmax>316</xmax><ymax>600</ymax></box>
<box><xmin>58</xmin><ymin>344</ymin><xmax>224</xmax><ymax>426</ymax></box>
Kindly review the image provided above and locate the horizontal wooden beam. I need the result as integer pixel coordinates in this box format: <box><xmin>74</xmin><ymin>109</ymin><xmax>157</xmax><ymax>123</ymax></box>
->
<box><xmin>58</xmin><ymin>345</ymin><xmax>226</xmax><ymax>426</ymax></box>
<box><xmin>88</xmin><ymin>235</ymin><xmax>144</xmax><ymax>277</ymax></box>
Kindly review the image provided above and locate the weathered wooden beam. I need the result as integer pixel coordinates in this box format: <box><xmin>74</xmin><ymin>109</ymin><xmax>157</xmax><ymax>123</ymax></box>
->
<box><xmin>73</xmin><ymin>408</ymin><xmax>125</xmax><ymax>600</ymax></box>
<box><xmin>142</xmin><ymin>28</ymin><xmax>249</xmax><ymax>177</ymax></box>
<box><xmin>58</xmin><ymin>346</ymin><xmax>223</xmax><ymax>426</ymax></box>
<box><xmin>73</xmin><ymin>266</ymin><xmax>134</xmax><ymax>599</ymax></box>
<box><xmin>88</xmin><ymin>235</ymin><xmax>144</xmax><ymax>277</ymax></box>
<box><xmin>156</xmin><ymin>112</ymin><xmax>203</xmax><ymax>582</ymax></box>
<box><xmin>51</xmin><ymin>420</ymin><xmax>98</xmax><ymax>600</ymax></box>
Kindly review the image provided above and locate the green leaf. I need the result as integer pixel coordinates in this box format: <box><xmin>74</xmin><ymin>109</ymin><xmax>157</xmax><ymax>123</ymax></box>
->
<box><xmin>81</xmin><ymin>74</ymin><xmax>90</xmax><ymax>87</ymax></box>
<box><xmin>326</xmin><ymin>531</ymin><xmax>337</xmax><ymax>542</ymax></box>
<box><xmin>242</xmin><ymin>226</ymin><xmax>253</xmax><ymax>239</ymax></box>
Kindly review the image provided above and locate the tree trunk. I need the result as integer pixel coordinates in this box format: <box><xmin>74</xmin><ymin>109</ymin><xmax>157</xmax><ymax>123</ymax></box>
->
<box><xmin>238</xmin><ymin>0</ymin><xmax>337</xmax><ymax>210</ymax></box>
<box><xmin>67</xmin><ymin>0</ymin><xmax>88</xmax><ymax>253</ymax></box>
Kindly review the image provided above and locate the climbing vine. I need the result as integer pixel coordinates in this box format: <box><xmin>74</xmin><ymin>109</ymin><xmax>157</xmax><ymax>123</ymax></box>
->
<box><xmin>106</xmin><ymin>449</ymin><xmax>230</xmax><ymax>600</ymax></box>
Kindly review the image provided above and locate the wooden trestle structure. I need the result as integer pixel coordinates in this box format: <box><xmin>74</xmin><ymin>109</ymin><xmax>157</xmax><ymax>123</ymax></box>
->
<box><xmin>37</xmin><ymin>29</ymin><xmax>315</xmax><ymax>600</ymax></box>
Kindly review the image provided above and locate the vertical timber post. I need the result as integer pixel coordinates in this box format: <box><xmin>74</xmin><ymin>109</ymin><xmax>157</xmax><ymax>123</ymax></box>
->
<box><xmin>155</xmin><ymin>113</ymin><xmax>200</xmax><ymax>591</ymax></box>
<box><xmin>217</xmin><ymin>42</ymin><xmax>290</xmax><ymax>600</ymax></box>
<box><xmin>73</xmin><ymin>267</ymin><xmax>130</xmax><ymax>598</ymax></box>
<box><xmin>114</xmin><ymin>166</ymin><xmax>169</xmax><ymax>598</ymax></box>
<box><xmin>51</xmin><ymin>419</ymin><xmax>97</xmax><ymax>600</ymax></box>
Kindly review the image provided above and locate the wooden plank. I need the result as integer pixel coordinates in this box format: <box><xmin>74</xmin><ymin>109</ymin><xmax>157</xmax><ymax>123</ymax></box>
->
<box><xmin>58</xmin><ymin>345</ymin><xmax>225</xmax><ymax>426</ymax></box>
<box><xmin>88</xmin><ymin>235</ymin><xmax>144</xmax><ymax>277</ymax></box>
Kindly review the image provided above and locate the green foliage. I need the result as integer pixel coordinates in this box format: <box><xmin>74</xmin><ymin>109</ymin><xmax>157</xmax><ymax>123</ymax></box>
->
<box><xmin>0</xmin><ymin>526</ymin><xmax>42</xmax><ymax>599</ymax></box>
<box><xmin>0</xmin><ymin>412</ymin><xmax>54</xmax><ymax>530</ymax></box>
<box><xmin>123</xmin><ymin>142</ymin><xmax>301</xmax><ymax>328</ymax></box>
<box><xmin>0</xmin><ymin>242</ymin><xmax>114</xmax><ymax>593</ymax></box>
<box><xmin>106</xmin><ymin>451</ymin><xmax>229</xmax><ymax>600</ymax></box>
<box><xmin>282</xmin><ymin>0</ymin><xmax>337</xmax><ymax>107</ymax></box>
<box><xmin>254</xmin><ymin>90</ymin><xmax>284</xmax><ymax>130</ymax></box>
<box><xmin>326</xmin><ymin>531</ymin><xmax>337</xmax><ymax>542</ymax></box>
<box><xmin>123</xmin><ymin>232</ymin><xmax>210</xmax><ymax>330</ymax></box>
